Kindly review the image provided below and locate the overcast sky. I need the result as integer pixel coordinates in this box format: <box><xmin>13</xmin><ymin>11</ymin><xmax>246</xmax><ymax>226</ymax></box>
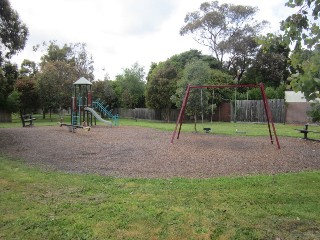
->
<box><xmin>9</xmin><ymin>0</ymin><xmax>294</xmax><ymax>80</ymax></box>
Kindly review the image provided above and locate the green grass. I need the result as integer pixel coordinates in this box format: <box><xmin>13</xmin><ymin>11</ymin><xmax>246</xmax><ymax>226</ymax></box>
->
<box><xmin>1</xmin><ymin>155</ymin><xmax>319</xmax><ymax>239</ymax></box>
<box><xmin>1</xmin><ymin>113</ymin><xmax>315</xmax><ymax>139</ymax></box>
<box><xmin>120</xmin><ymin>118</ymin><xmax>310</xmax><ymax>138</ymax></box>
<box><xmin>0</xmin><ymin>113</ymin><xmax>64</xmax><ymax>128</ymax></box>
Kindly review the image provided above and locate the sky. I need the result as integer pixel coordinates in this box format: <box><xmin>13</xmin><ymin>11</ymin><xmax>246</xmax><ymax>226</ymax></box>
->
<box><xmin>9</xmin><ymin>0</ymin><xmax>295</xmax><ymax>80</ymax></box>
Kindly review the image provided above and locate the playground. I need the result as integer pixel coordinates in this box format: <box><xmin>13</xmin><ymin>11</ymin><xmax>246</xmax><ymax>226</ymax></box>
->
<box><xmin>1</xmin><ymin>125</ymin><xmax>319</xmax><ymax>178</ymax></box>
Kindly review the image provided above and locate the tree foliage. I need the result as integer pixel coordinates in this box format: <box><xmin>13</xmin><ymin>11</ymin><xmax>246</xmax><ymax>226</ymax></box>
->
<box><xmin>19</xmin><ymin>59</ymin><xmax>38</xmax><ymax>77</ymax></box>
<box><xmin>281</xmin><ymin>0</ymin><xmax>320</xmax><ymax>49</ymax></box>
<box><xmin>6</xmin><ymin>89</ymin><xmax>20</xmax><ymax>112</ymax></box>
<box><xmin>171</xmin><ymin>60</ymin><xmax>211</xmax><ymax>131</ymax></box>
<box><xmin>281</xmin><ymin>0</ymin><xmax>320</xmax><ymax>101</ymax></box>
<box><xmin>0</xmin><ymin>0</ymin><xmax>28</xmax><ymax>65</ymax></box>
<box><xmin>0</xmin><ymin>62</ymin><xmax>18</xmax><ymax>110</ymax></box>
<box><xmin>289</xmin><ymin>47</ymin><xmax>320</xmax><ymax>101</ymax></box>
<box><xmin>115</xmin><ymin>62</ymin><xmax>146</xmax><ymax>108</ymax></box>
<box><xmin>145</xmin><ymin>50</ymin><xmax>226</xmax><ymax>113</ymax></box>
<box><xmin>146</xmin><ymin>61</ymin><xmax>178</xmax><ymax>110</ymax></box>
<box><xmin>0</xmin><ymin>0</ymin><xmax>28</xmax><ymax>113</ymax></box>
<box><xmin>92</xmin><ymin>80</ymin><xmax>117</xmax><ymax>108</ymax></box>
<box><xmin>38</xmin><ymin>41</ymin><xmax>94</xmax><ymax>81</ymax></box>
<box><xmin>14</xmin><ymin>77</ymin><xmax>39</xmax><ymax>114</ymax></box>
<box><xmin>35</xmin><ymin>41</ymin><xmax>94</xmax><ymax>117</ymax></box>
<box><xmin>307</xmin><ymin>101</ymin><xmax>320</xmax><ymax>122</ymax></box>
<box><xmin>145</xmin><ymin>61</ymin><xmax>178</xmax><ymax>121</ymax></box>
<box><xmin>180</xmin><ymin>1</ymin><xmax>267</xmax><ymax>82</ymax></box>
<box><xmin>246</xmin><ymin>34</ymin><xmax>291</xmax><ymax>87</ymax></box>
<box><xmin>37</xmin><ymin>61</ymin><xmax>77</xmax><ymax>117</ymax></box>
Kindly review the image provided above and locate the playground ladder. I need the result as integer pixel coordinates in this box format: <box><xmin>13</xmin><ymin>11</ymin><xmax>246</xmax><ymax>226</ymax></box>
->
<box><xmin>92</xmin><ymin>100</ymin><xmax>119</xmax><ymax>126</ymax></box>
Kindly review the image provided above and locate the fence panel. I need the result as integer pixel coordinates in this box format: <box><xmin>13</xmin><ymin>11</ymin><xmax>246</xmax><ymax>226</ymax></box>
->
<box><xmin>117</xmin><ymin>108</ymin><xmax>181</xmax><ymax>122</ymax></box>
<box><xmin>0</xmin><ymin>110</ymin><xmax>12</xmax><ymax>122</ymax></box>
<box><xmin>117</xmin><ymin>100</ymin><xmax>285</xmax><ymax>123</ymax></box>
<box><xmin>231</xmin><ymin>99</ymin><xmax>285</xmax><ymax>123</ymax></box>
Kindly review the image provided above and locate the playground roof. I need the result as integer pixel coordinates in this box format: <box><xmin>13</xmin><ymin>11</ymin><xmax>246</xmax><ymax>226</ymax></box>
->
<box><xmin>73</xmin><ymin>77</ymin><xmax>92</xmax><ymax>85</ymax></box>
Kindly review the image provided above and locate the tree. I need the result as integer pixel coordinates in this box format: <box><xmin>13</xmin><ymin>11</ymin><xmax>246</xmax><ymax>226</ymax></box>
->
<box><xmin>38</xmin><ymin>41</ymin><xmax>95</xmax><ymax>80</ymax></box>
<box><xmin>6</xmin><ymin>90</ymin><xmax>20</xmax><ymax>113</ymax></box>
<box><xmin>14</xmin><ymin>76</ymin><xmax>39</xmax><ymax>115</ymax></box>
<box><xmin>289</xmin><ymin>47</ymin><xmax>320</xmax><ymax>101</ymax></box>
<box><xmin>0</xmin><ymin>0</ymin><xmax>28</xmax><ymax>117</ymax></box>
<box><xmin>180</xmin><ymin>1</ymin><xmax>267</xmax><ymax>82</ymax></box>
<box><xmin>68</xmin><ymin>43</ymin><xmax>95</xmax><ymax>81</ymax></box>
<box><xmin>227</xmin><ymin>33</ymin><xmax>259</xmax><ymax>83</ymax></box>
<box><xmin>145</xmin><ymin>61</ymin><xmax>178</xmax><ymax>121</ymax></box>
<box><xmin>245</xmin><ymin>34</ymin><xmax>291</xmax><ymax>88</ymax></box>
<box><xmin>37</xmin><ymin>61</ymin><xmax>77</xmax><ymax>119</ymax></box>
<box><xmin>281</xmin><ymin>0</ymin><xmax>320</xmax><ymax>50</ymax></box>
<box><xmin>146</xmin><ymin>49</ymin><xmax>224</xmax><ymax>110</ymax></box>
<box><xmin>115</xmin><ymin>62</ymin><xmax>146</xmax><ymax>108</ymax></box>
<box><xmin>35</xmin><ymin>41</ymin><xmax>95</xmax><ymax>118</ymax></box>
<box><xmin>92</xmin><ymin>80</ymin><xmax>117</xmax><ymax>108</ymax></box>
<box><xmin>0</xmin><ymin>62</ymin><xmax>18</xmax><ymax>110</ymax></box>
<box><xmin>206</xmin><ymin>68</ymin><xmax>234</xmax><ymax>107</ymax></box>
<box><xmin>0</xmin><ymin>0</ymin><xmax>29</xmax><ymax>65</ymax></box>
<box><xmin>19</xmin><ymin>59</ymin><xmax>38</xmax><ymax>77</ymax></box>
<box><xmin>169</xmin><ymin>49</ymin><xmax>222</xmax><ymax>74</ymax></box>
<box><xmin>281</xmin><ymin>0</ymin><xmax>320</xmax><ymax>101</ymax></box>
<box><xmin>171</xmin><ymin>60</ymin><xmax>211</xmax><ymax>132</ymax></box>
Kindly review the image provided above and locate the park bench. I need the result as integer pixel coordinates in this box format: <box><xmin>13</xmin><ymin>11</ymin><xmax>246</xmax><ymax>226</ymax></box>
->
<box><xmin>22</xmin><ymin>114</ymin><xmax>36</xmax><ymax>127</ymax></box>
<box><xmin>296</xmin><ymin>124</ymin><xmax>320</xmax><ymax>142</ymax></box>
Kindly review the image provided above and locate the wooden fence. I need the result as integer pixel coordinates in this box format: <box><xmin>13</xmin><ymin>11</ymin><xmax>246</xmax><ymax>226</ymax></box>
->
<box><xmin>231</xmin><ymin>99</ymin><xmax>286</xmax><ymax>123</ymax></box>
<box><xmin>117</xmin><ymin>108</ymin><xmax>181</xmax><ymax>122</ymax></box>
<box><xmin>0</xmin><ymin>110</ymin><xmax>12</xmax><ymax>122</ymax></box>
<box><xmin>116</xmin><ymin>99</ymin><xmax>286</xmax><ymax>123</ymax></box>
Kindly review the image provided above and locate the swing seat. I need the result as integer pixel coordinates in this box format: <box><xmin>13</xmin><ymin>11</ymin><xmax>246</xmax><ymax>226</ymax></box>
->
<box><xmin>203</xmin><ymin>127</ymin><xmax>211</xmax><ymax>133</ymax></box>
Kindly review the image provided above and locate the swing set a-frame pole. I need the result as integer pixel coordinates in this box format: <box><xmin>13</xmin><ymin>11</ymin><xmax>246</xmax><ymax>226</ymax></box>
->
<box><xmin>260</xmin><ymin>83</ymin><xmax>281</xmax><ymax>149</ymax></box>
<box><xmin>170</xmin><ymin>84</ymin><xmax>191</xmax><ymax>144</ymax></box>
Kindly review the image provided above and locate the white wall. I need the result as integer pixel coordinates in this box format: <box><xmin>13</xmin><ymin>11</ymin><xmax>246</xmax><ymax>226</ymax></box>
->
<box><xmin>285</xmin><ymin>91</ymin><xmax>307</xmax><ymax>103</ymax></box>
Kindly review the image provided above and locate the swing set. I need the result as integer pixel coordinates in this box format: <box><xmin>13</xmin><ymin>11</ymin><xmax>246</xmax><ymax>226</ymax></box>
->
<box><xmin>170</xmin><ymin>82</ymin><xmax>281</xmax><ymax>149</ymax></box>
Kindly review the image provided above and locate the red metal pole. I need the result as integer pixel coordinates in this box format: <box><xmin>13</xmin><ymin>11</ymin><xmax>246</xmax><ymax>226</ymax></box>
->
<box><xmin>260</xmin><ymin>84</ymin><xmax>273</xmax><ymax>144</ymax></box>
<box><xmin>260</xmin><ymin>83</ymin><xmax>281</xmax><ymax>149</ymax></box>
<box><xmin>189</xmin><ymin>84</ymin><xmax>259</xmax><ymax>89</ymax></box>
<box><xmin>170</xmin><ymin>84</ymin><xmax>191</xmax><ymax>143</ymax></box>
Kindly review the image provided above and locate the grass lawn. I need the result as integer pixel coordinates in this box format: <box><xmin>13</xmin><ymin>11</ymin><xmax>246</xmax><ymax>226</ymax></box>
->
<box><xmin>1</xmin><ymin>155</ymin><xmax>320</xmax><ymax>239</ymax></box>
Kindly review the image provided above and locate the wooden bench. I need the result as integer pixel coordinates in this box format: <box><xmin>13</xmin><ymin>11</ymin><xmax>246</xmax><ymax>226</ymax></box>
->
<box><xmin>296</xmin><ymin>124</ymin><xmax>320</xmax><ymax>141</ymax></box>
<box><xmin>22</xmin><ymin>114</ymin><xmax>36</xmax><ymax>127</ymax></box>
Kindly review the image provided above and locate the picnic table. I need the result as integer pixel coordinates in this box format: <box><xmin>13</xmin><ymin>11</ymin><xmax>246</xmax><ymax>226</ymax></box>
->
<box><xmin>296</xmin><ymin>124</ymin><xmax>320</xmax><ymax>142</ymax></box>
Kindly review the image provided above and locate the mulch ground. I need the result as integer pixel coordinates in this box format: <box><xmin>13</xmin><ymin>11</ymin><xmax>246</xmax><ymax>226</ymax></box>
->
<box><xmin>0</xmin><ymin>126</ymin><xmax>319</xmax><ymax>178</ymax></box>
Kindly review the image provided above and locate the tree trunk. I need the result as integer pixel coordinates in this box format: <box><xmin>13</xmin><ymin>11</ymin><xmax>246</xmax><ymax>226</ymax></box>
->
<box><xmin>20</xmin><ymin>110</ymin><xmax>25</xmax><ymax>127</ymax></box>
<box><xmin>162</xmin><ymin>108</ymin><xmax>170</xmax><ymax>123</ymax></box>
<box><xmin>194</xmin><ymin>113</ymin><xmax>197</xmax><ymax>132</ymax></box>
<box><xmin>42</xmin><ymin>107</ymin><xmax>46</xmax><ymax>119</ymax></box>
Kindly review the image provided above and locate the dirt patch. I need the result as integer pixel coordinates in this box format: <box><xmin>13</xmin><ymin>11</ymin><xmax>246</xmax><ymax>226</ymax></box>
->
<box><xmin>0</xmin><ymin>126</ymin><xmax>319</xmax><ymax>178</ymax></box>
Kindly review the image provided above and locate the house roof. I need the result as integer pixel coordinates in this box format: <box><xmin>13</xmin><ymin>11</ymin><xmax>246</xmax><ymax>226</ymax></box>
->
<box><xmin>73</xmin><ymin>77</ymin><xmax>92</xmax><ymax>85</ymax></box>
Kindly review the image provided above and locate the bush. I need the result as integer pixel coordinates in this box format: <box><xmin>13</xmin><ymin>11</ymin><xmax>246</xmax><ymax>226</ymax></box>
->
<box><xmin>307</xmin><ymin>101</ymin><xmax>320</xmax><ymax>122</ymax></box>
